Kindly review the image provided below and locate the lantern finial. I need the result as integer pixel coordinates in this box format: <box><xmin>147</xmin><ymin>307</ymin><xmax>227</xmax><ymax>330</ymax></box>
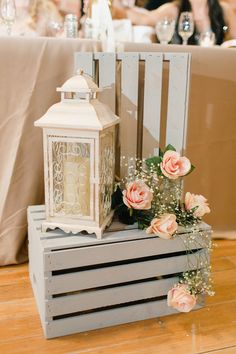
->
<box><xmin>77</xmin><ymin>69</ymin><xmax>84</xmax><ymax>76</ymax></box>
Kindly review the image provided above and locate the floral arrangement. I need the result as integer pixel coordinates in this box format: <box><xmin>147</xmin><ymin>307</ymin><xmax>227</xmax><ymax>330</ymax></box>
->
<box><xmin>112</xmin><ymin>144</ymin><xmax>213</xmax><ymax>313</ymax></box>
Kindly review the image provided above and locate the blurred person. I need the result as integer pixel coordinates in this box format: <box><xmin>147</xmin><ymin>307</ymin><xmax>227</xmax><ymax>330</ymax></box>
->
<box><xmin>2</xmin><ymin>0</ymin><xmax>63</xmax><ymax>36</ymax></box>
<box><xmin>224</xmin><ymin>0</ymin><xmax>236</xmax><ymax>14</ymax></box>
<box><xmin>112</xmin><ymin>0</ymin><xmax>236</xmax><ymax>44</ymax></box>
<box><xmin>145</xmin><ymin>0</ymin><xmax>171</xmax><ymax>11</ymax></box>
<box><xmin>28</xmin><ymin>0</ymin><xmax>63</xmax><ymax>35</ymax></box>
<box><xmin>54</xmin><ymin>0</ymin><xmax>81</xmax><ymax>17</ymax></box>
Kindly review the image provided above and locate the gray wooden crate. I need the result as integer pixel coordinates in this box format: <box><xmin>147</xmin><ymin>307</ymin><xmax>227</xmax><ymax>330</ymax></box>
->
<box><xmin>28</xmin><ymin>205</ymin><xmax>211</xmax><ymax>339</ymax></box>
<box><xmin>74</xmin><ymin>52</ymin><xmax>191</xmax><ymax>159</ymax></box>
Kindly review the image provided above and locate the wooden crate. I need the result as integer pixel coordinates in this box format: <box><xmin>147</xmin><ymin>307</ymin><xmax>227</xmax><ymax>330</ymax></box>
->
<box><xmin>28</xmin><ymin>205</ymin><xmax>211</xmax><ymax>339</ymax></box>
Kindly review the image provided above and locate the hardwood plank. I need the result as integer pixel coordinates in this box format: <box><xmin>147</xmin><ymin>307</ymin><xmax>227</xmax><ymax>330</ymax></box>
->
<box><xmin>202</xmin><ymin>346</ymin><xmax>236</xmax><ymax>354</ymax></box>
<box><xmin>211</xmin><ymin>256</ymin><xmax>236</xmax><ymax>272</ymax></box>
<box><xmin>212</xmin><ymin>240</ymin><xmax>236</xmax><ymax>258</ymax></box>
<box><xmin>0</xmin><ymin>302</ymin><xmax>236</xmax><ymax>353</ymax></box>
<box><xmin>0</xmin><ymin>314</ymin><xmax>42</xmax><ymax>343</ymax></box>
<box><xmin>0</xmin><ymin>264</ymin><xmax>28</xmax><ymax>285</ymax></box>
<box><xmin>226</xmin><ymin>255</ymin><xmax>236</xmax><ymax>267</ymax></box>
<box><xmin>0</xmin><ymin>281</ymin><xmax>33</xmax><ymax>302</ymax></box>
<box><xmin>207</xmin><ymin>268</ymin><xmax>236</xmax><ymax>305</ymax></box>
<box><xmin>0</xmin><ymin>298</ymin><xmax>36</xmax><ymax>320</ymax></box>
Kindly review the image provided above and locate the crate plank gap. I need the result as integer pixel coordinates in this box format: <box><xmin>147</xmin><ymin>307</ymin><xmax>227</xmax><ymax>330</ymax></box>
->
<box><xmin>28</xmin><ymin>205</ymin><xmax>211</xmax><ymax>339</ymax></box>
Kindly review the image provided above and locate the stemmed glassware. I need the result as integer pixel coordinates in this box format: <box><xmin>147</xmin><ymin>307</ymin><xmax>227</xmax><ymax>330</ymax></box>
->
<box><xmin>178</xmin><ymin>12</ymin><xmax>194</xmax><ymax>45</ymax></box>
<box><xmin>155</xmin><ymin>18</ymin><xmax>176</xmax><ymax>45</ymax></box>
<box><xmin>199</xmin><ymin>31</ymin><xmax>215</xmax><ymax>47</ymax></box>
<box><xmin>1</xmin><ymin>0</ymin><xmax>16</xmax><ymax>36</ymax></box>
<box><xmin>121</xmin><ymin>0</ymin><xmax>135</xmax><ymax>7</ymax></box>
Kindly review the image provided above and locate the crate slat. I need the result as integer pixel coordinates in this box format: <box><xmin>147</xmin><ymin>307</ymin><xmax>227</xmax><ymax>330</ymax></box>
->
<box><xmin>96</xmin><ymin>52</ymin><xmax>116</xmax><ymax>112</ymax></box>
<box><xmin>28</xmin><ymin>206</ymin><xmax>210</xmax><ymax>252</ymax></box>
<box><xmin>166</xmin><ymin>54</ymin><xmax>191</xmax><ymax>152</ymax></box>
<box><xmin>45</xmin><ymin>299</ymin><xmax>175</xmax><ymax>338</ymax></box>
<box><xmin>44</xmin><ymin>234</ymin><xmax>207</xmax><ymax>271</ymax></box>
<box><xmin>74</xmin><ymin>52</ymin><xmax>94</xmax><ymax>77</ymax></box>
<box><xmin>45</xmin><ymin>299</ymin><xmax>203</xmax><ymax>339</ymax></box>
<box><xmin>45</xmin><ymin>251</ymin><xmax>204</xmax><ymax>295</ymax></box>
<box><xmin>46</xmin><ymin>277</ymin><xmax>179</xmax><ymax>317</ymax></box>
<box><xmin>28</xmin><ymin>224</ymin><xmax>46</xmax><ymax>324</ymax></box>
<box><xmin>120</xmin><ymin>53</ymin><xmax>139</xmax><ymax>159</ymax></box>
<box><xmin>142</xmin><ymin>53</ymin><xmax>163</xmax><ymax>157</ymax></box>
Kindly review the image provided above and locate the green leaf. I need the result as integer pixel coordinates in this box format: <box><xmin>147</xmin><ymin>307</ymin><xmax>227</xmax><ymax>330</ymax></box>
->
<box><xmin>111</xmin><ymin>186</ymin><xmax>123</xmax><ymax>209</ymax></box>
<box><xmin>145</xmin><ymin>156</ymin><xmax>162</xmax><ymax>168</ymax></box>
<box><xmin>159</xmin><ymin>148</ymin><xmax>164</xmax><ymax>157</ymax></box>
<box><xmin>164</xmin><ymin>144</ymin><xmax>176</xmax><ymax>153</ymax></box>
<box><xmin>115</xmin><ymin>204</ymin><xmax>136</xmax><ymax>225</ymax></box>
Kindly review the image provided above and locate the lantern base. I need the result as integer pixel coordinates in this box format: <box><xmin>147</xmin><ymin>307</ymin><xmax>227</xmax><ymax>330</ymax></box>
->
<box><xmin>41</xmin><ymin>212</ymin><xmax>114</xmax><ymax>240</ymax></box>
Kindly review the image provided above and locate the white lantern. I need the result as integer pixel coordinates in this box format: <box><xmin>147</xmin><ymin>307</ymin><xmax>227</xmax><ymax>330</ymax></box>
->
<box><xmin>35</xmin><ymin>71</ymin><xmax>120</xmax><ymax>239</ymax></box>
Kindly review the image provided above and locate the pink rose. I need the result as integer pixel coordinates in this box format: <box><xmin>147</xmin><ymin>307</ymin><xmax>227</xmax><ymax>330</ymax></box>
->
<box><xmin>146</xmin><ymin>213</ymin><xmax>178</xmax><ymax>239</ymax></box>
<box><xmin>122</xmin><ymin>180</ymin><xmax>153</xmax><ymax>210</ymax></box>
<box><xmin>185</xmin><ymin>192</ymin><xmax>210</xmax><ymax>218</ymax></box>
<box><xmin>167</xmin><ymin>284</ymin><xmax>197</xmax><ymax>313</ymax></box>
<box><xmin>160</xmin><ymin>151</ymin><xmax>191</xmax><ymax>179</ymax></box>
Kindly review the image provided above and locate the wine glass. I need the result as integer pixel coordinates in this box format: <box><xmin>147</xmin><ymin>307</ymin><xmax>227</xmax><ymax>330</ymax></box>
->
<box><xmin>155</xmin><ymin>19</ymin><xmax>175</xmax><ymax>45</ymax></box>
<box><xmin>47</xmin><ymin>21</ymin><xmax>64</xmax><ymax>37</ymax></box>
<box><xmin>121</xmin><ymin>0</ymin><xmax>136</xmax><ymax>8</ymax></box>
<box><xmin>1</xmin><ymin>0</ymin><xmax>16</xmax><ymax>36</ymax></box>
<box><xmin>199</xmin><ymin>31</ymin><xmax>215</xmax><ymax>47</ymax></box>
<box><xmin>178</xmin><ymin>12</ymin><xmax>194</xmax><ymax>45</ymax></box>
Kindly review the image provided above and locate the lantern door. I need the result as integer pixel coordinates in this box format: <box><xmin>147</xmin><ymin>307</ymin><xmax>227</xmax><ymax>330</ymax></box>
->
<box><xmin>47</xmin><ymin>136</ymin><xmax>95</xmax><ymax>220</ymax></box>
<box><xmin>99</xmin><ymin>127</ymin><xmax>115</xmax><ymax>225</ymax></box>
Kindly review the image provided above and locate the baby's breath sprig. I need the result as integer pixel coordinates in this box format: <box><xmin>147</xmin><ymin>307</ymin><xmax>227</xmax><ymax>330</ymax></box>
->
<box><xmin>180</xmin><ymin>267</ymin><xmax>214</xmax><ymax>297</ymax></box>
<box><xmin>116</xmin><ymin>148</ymin><xmax>213</xmax><ymax>308</ymax></box>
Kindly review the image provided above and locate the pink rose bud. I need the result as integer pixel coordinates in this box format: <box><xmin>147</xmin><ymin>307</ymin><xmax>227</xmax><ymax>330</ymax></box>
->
<box><xmin>122</xmin><ymin>180</ymin><xmax>153</xmax><ymax>210</ymax></box>
<box><xmin>160</xmin><ymin>151</ymin><xmax>191</xmax><ymax>179</ymax></box>
<box><xmin>146</xmin><ymin>213</ymin><xmax>178</xmax><ymax>239</ymax></box>
<box><xmin>185</xmin><ymin>192</ymin><xmax>210</xmax><ymax>218</ymax></box>
<box><xmin>167</xmin><ymin>284</ymin><xmax>197</xmax><ymax>313</ymax></box>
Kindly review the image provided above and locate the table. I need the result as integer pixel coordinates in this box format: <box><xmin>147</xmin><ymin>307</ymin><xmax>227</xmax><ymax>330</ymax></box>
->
<box><xmin>122</xmin><ymin>43</ymin><xmax>236</xmax><ymax>237</ymax></box>
<box><xmin>0</xmin><ymin>36</ymin><xmax>101</xmax><ymax>265</ymax></box>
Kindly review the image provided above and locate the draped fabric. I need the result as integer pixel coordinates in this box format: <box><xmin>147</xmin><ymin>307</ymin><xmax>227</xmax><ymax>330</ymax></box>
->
<box><xmin>0</xmin><ymin>37</ymin><xmax>101</xmax><ymax>265</ymax></box>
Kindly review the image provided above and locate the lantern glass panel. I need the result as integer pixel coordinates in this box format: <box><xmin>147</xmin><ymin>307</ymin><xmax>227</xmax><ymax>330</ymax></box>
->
<box><xmin>99</xmin><ymin>128</ymin><xmax>115</xmax><ymax>223</ymax></box>
<box><xmin>49</xmin><ymin>137</ymin><xmax>94</xmax><ymax>218</ymax></box>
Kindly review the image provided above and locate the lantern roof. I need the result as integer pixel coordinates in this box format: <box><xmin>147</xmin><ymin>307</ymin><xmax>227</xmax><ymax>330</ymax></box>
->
<box><xmin>34</xmin><ymin>99</ymin><xmax>120</xmax><ymax>131</ymax></box>
<box><xmin>57</xmin><ymin>70</ymin><xmax>101</xmax><ymax>93</ymax></box>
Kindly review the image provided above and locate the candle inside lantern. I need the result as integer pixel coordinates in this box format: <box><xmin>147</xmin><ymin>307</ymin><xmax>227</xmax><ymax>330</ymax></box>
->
<box><xmin>63</xmin><ymin>155</ymin><xmax>90</xmax><ymax>216</ymax></box>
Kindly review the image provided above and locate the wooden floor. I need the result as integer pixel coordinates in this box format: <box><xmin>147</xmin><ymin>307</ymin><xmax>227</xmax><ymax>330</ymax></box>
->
<box><xmin>0</xmin><ymin>239</ymin><xmax>236</xmax><ymax>354</ymax></box>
